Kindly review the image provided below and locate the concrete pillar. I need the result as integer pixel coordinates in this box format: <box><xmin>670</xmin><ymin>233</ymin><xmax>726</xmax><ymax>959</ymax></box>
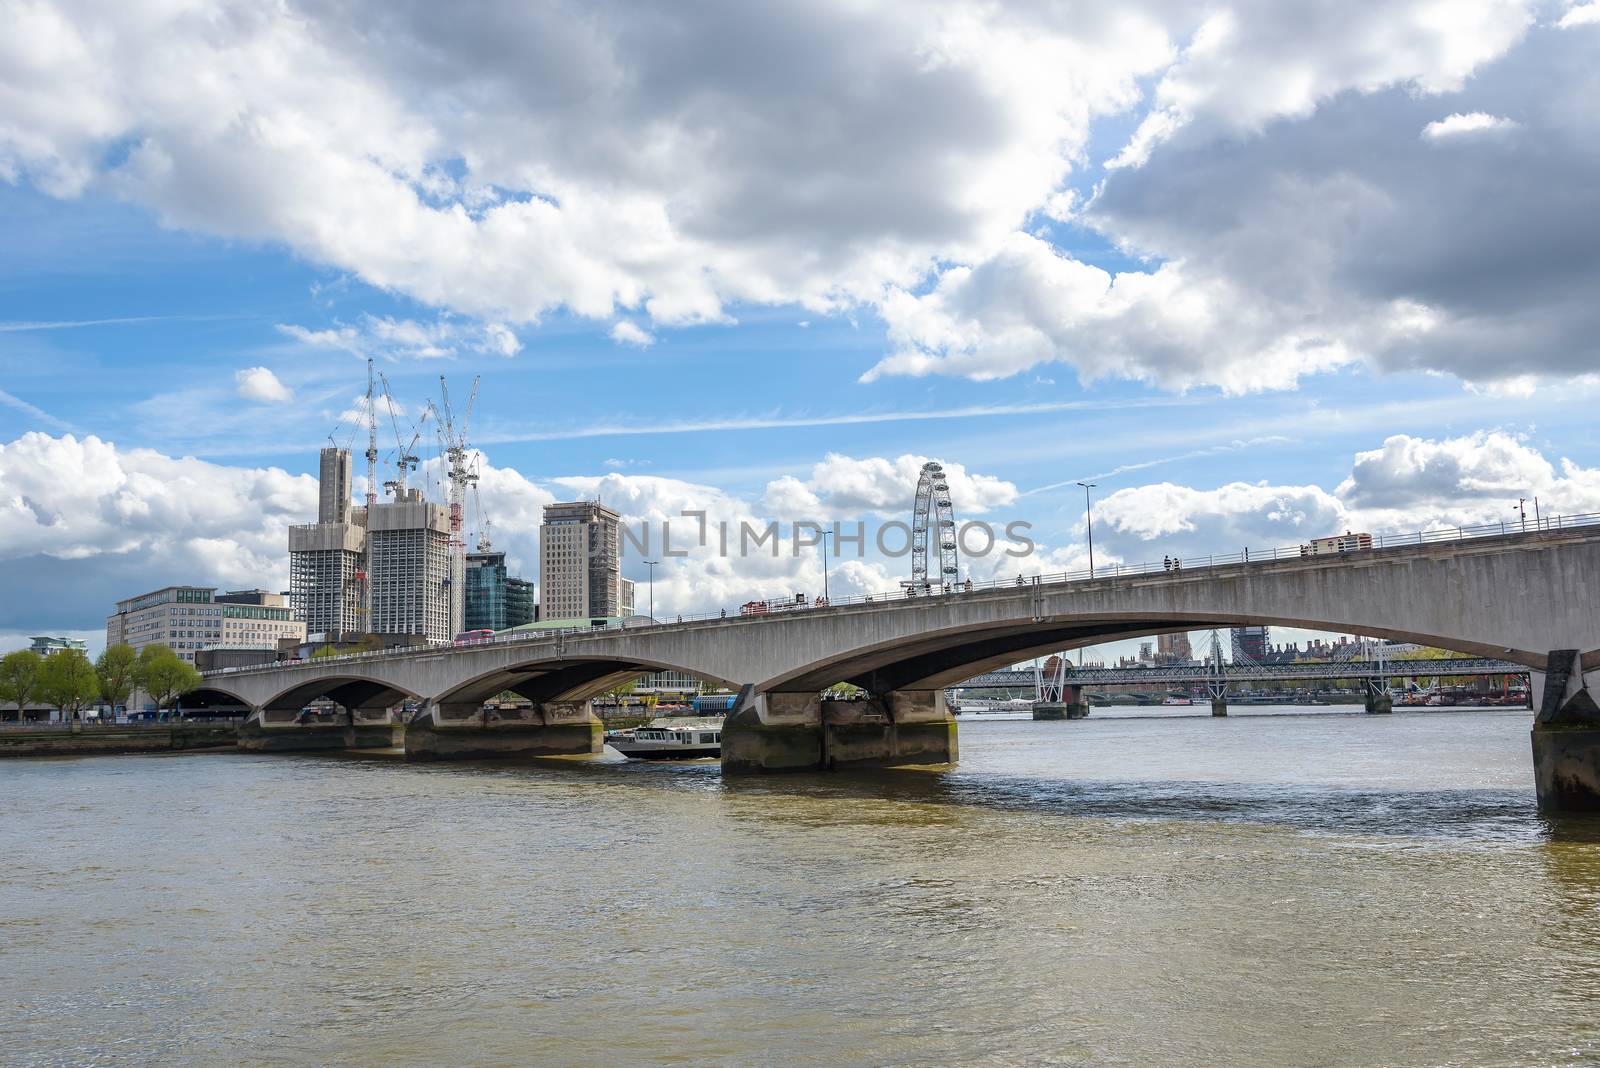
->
<box><xmin>1531</xmin><ymin>650</ymin><xmax>1600</xmax><ymax>813</ymax></box>
<box><xmin>722</xmin><ymin>687</ymin><xmax>958</xmax><ymax>773</ymax></box>
<box><xmin>404</xmin><ymin>699</ymin><xmax>603</xmax><ymax>761</ymax></box>
<box><xmin>1211</xmin><ymin>697</ymin><xmax>1228</xmax><ymax>717</ymax></box>
<box><xmin>722</xmin><ymin>689</ymin><xmax>822</xmax><ymax>774</ymax></box>
<box><xmin>1364</xmin><ymin>691</ymin><xmax>1393</xmax><ymax>715</ymax></box>
<box><xmin>1034</xmin><ymin>684</ymin><xmax>1089</xmax><ymax>720</ymax></box>
<box><xmin>237</xmin><ymin>705</ymin><xmax>393</xmax><ymax>752</ymax></box>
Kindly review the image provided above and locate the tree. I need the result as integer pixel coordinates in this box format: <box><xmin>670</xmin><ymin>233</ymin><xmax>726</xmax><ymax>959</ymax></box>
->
<box><xmin>96</xmin><ymin>644</ymin><xmax>138</xmax><ymax>713</ymax></box>
<box><xmin>136</xmin><ymin>646</ymin><xmax>202</xmax><ymax>718</ymax></box>
<box><xmin>39</xmin><ymin>649</ymin><xmax>100</xmax><ymax>723</ymax></box>
<box><xmin>0</xmin><ymin>650</ymin><xmax>46</xmax><ymax>723</ymax></box>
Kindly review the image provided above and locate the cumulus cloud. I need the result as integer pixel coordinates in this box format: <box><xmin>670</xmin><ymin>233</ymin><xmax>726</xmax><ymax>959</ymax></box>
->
<box><xmin>1420</xmin><ymin>111</ymin><xmax>1521</xmax><ymax>140</ymax></box>
<box><xmin>1092</xmin><ymin>430</ymin><xmax>1600</xmax><ymax>566</ymax></box>
<box><xmin>1557</xmin><ymin>3</ymin><xmax>1600</xmax><ymax>28</ymax></box>
<box><xmin>760</xmin><ymin>453</ymin><xmax>1018</xmax><ymax>518</ymax></box>
<box><xmin>609</xmin><ymin>321</ymin><xmax>655</xmax><ymax>347</ymax></box>
<box><xmin>3</xmin><ymin>1</ymin><xmax>1592</xmax><ymax>393</ymax></box>
<box><xmin>234</xmin><ymin>366</ymin><xmax>293</xmax><ymax>404</ymax></box>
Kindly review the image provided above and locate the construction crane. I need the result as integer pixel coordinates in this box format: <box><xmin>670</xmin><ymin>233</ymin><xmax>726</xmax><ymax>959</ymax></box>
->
<box><xmin>437</xmin><ymin>374</ymin><xmax>480</xmax><ymax>636</ymax></box>
<box><xmin>470</xmin><ymin>459</ymin><xmax>492</xmax><ymax>551</ymax></box>
<box><xmin>357</xmin><ymin>357</ymin><xmax>378</xmax><ymax>631</ymax></box>
<box><xmin>378</xmin><ymin>371</ymin><xmax>427</xmax><ymax>500</ymax></box>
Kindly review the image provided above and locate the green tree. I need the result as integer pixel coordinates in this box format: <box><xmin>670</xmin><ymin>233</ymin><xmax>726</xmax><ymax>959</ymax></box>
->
<box><xmin>136</xmin><ymin>645</ymin><xmax>202</xmax><ymax>718</ymax></box>
<box><xmin>39</xmin><ymin>648</ymin><xmax>100</xmax><ymax>723</ymax></box>
<box><xmin>0</xmin><ymin>650</ymin><xmax>46</xmax><ymax>723</ymax></box>
<box><xmin>95</xmin><ymin>644</ymin><xmax>138</xmax><ymax>713</ymax></box>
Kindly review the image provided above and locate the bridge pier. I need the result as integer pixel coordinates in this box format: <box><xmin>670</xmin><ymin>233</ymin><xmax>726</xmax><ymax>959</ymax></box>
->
<box><xmin>237</xmin><ymin>705</ymin><xmax>399</xmax><ymax>752</ymax></box>
<box><xmin>1531</xmin><ymin>650</ymin><xmax>1600</xmax><ymax>813</ymax></box>
<box><xmin>1033</xmin><ymin>684</ymin><xmax>1089</xmax><ymax>720</ymax></box>
<box><xmin>404</xmin><ymin>700</ymin><xmax>604</xmax><ymax>761</ymax></box>
<box><xmin>722</xmin><ymin>686</ymin><xmax>957</xmax><ymax>773</ymax></box>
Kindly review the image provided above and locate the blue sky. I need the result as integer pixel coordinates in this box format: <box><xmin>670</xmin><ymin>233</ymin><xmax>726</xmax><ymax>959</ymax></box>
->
<box><xmin>2</xmin><ymin>1</ymin><xmax>1598</xmax><ymax>657</ymax></box>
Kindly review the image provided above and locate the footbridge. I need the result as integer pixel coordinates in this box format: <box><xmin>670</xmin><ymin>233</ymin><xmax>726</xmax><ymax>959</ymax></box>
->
<box><xmin>194</xmin><ymin>524</ymin><xmax>1600</xmax><ymax>810</ymax></box>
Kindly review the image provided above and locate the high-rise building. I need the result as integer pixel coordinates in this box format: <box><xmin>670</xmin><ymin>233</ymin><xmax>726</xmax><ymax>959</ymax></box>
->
<box><xmin>106</xmin><ymin>587</ymin><xmax>306</xmax><ymax>664</ymax></box>
<box><xmin>1230</xmin><ymin>625</ymin><xmax>1270</xmax><ymax>663</ymax></box>
<box><xmin>465</xmin><ymin>550</ymin><xmax>508</xmax><ymax>631</ymax></box>
<box><xmin>367</xmin><ymin>491</ymin><xmax>452</xmax><ymax>640</ymax></box>
<box><xmin>290</xmin><ymin>446</ymin><xmax>367</xmax><ymax>636</ymax></box>
<box><xmin>540</xmin><ymin>501</ymin><xmax>634</xmax><ymax>619</ymax></box>
<box><xmin>317</xmin><ymin>446</ymin><xmax>352</xmax><ymax>524</ymax></box>
<box><xmin>1156</xmin><ymin>631</ymin><xmax>1193</xmax><ymax>664</ymax></box>
<box><xmin>506</xmin><ymin>576</ymin><xmax>536</xmax><ymax>628</ymax></box>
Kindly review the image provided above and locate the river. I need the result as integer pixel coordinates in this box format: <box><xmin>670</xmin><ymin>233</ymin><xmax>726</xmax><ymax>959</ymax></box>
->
<box><xmin>5</xmin><ymin>705</ymin><xmax>1599</xmax><ymax>1067</ymax></box>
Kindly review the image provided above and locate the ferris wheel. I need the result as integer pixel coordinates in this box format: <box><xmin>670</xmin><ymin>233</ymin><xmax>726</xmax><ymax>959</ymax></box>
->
<box><xmin>904</xmin><ymin>461</ymin><xmax>959</xmax><ymax>592</ymax></box>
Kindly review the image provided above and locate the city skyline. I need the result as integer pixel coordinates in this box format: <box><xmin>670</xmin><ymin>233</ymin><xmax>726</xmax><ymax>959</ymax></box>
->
<box><xmin>3</xmin><ymin>2</ymin><xmax>1598</xmax><ymax>655</ymax></box>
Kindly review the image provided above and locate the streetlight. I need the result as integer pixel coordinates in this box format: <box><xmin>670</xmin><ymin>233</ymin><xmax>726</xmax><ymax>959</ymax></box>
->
<box><xmin>643</xmin><ymin>559</ymin><xmax>658</xmax><ymax>621</ymax></box>
<box><xmin>1517</xmin><ymin>498</ymin><xmax>1527</xmax><ymax>533</ymax></box>
<box><xmin>819</xmin><ymin>529</ymin><xmax>832</xmax><ymax>603</ymax></box>
<box><xmin>1077</xmin><ymin>481</ymin><xmax>1097</xmax><ymax>578</ymax></box>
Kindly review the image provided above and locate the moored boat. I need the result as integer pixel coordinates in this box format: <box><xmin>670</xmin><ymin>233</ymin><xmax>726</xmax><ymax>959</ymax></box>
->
<box><xmin>607</xmin><ymin>716</ymin><xmax>724</xmax><ymax>760</ymax></box>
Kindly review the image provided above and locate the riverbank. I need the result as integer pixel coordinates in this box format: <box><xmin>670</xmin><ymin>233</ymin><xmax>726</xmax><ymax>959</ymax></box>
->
<box><xmin>0</xmin><ymin>723</ymin><xmax>238</xmax><ymax>757</ymax></box>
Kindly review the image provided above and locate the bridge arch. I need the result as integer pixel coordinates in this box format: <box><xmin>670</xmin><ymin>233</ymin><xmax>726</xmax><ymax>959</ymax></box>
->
<box><xmin>260</xmin><ymin>674</ymin><xmax>423</xmax><ymax>713</ymax></box>
<box><xmin>435</xmin><ymin>655</ymin><xmax>736</xmax><ymax>707</ymax></box>
<box><xmin>755</xmin><ymin>609</ymin><xmax>1541</xmax><ymax>696</ymax></box>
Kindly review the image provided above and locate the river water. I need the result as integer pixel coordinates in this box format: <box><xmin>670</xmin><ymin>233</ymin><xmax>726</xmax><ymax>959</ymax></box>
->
<box><xmin>5</xmin><ymin>705</ymin><xmax>1600</xmax><ymax>1067</ymax></box>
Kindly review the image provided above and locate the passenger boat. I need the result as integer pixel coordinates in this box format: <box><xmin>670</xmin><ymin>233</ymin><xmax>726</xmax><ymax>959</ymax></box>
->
<box><xmin>1162</xmin><ymin>696</ymin><xmax>1193</xmax><ymax>706</ymax></box>
<box><xmin>607</xmin><ymin>716</ymin><xmax>724</xmax><ymax>760</ymax></box>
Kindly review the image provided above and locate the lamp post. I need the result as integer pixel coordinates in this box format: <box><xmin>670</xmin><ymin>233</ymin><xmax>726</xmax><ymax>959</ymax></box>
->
<box><xmin>819</xmin><ymin>529</ymin><xmax>832</xmax><ymax>603</ymax></box>
<box><xmin>643</xmin><ymin>559</ymin><xmax>658</xmax><ymax>621</ymax></box>
<box><xmin>1077</xmin><ymin>481</ymin><xmax>1097</xmax><ymax>578</ymax></box>
<box><xmin>1517</xmin><ymin>498</ymin><xmax>1527</xmax><ymax>533</ymax></box>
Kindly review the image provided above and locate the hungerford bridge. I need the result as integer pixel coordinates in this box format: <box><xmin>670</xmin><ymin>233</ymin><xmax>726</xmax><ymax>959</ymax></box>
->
<box><xmin>191</xmin><ymin>521</ymin><xmax>1600</xmax><ymax>812</ymax></box>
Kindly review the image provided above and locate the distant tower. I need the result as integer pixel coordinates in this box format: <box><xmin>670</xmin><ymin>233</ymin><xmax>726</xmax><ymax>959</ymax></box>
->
<box><xmin>290</xmin><ymin>446</ymin><xmax>365</xmax><ymax>636</ymax></box>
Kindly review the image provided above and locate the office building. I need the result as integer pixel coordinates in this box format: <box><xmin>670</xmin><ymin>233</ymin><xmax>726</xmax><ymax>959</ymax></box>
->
<box><xmin>540</xmin><ymin>501</ymin><xmax>635</xmax><ymax>619</ymax></box>
<box><xmin>367</xmin><ymin>491</ymin><xmax>452</xmax><ymax>640</ymax></box>
<box><xmin>289</xmin><ymin>446</ymin><xmax>367</xmax><ymax>635</ymax></box>
<box><xmin>29</xmin><ymin>636</ymin><xmax>87</xmax><ymax>655</ymax></box>
<box><xmin>465</xmin><ymin>551</ymin><xmax>538</xmax><ymax>632</ymax></box>
<box><xmin>1230</xmin><ymin>625</ymin><xmax>1270</xmax><ymax>663</ymax></box>
<box><xmin>465</xmin><ymin>551</ymin><xmax>509</xmax><ymax>631</ymax></box>
<box><xmin>106</xmin><ymin>586</ymin><xmax>305</xmax><ymax>664</ymax></box>
<box><xmin>506</xmin><ymin>576</ymin><xmax>536</xmax><ymax>628</ymax></box>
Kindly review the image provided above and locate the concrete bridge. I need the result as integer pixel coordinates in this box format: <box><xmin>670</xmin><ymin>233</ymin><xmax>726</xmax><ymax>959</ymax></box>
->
<box><xmin>192</xmin><ymin>524</ymin><xmax>1600</xmax><ymax>811</ymax></box>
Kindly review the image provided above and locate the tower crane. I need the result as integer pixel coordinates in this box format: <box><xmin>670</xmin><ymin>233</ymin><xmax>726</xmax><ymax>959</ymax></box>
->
<box><xmin>437</xmin><ymin>374</ymin><xmax>480</xmax><ymax>636</ymax></box>
<box><xmin>378</xmin><ymin>372</ymin><xmax>428</xmax><ymax>499</ymax></box>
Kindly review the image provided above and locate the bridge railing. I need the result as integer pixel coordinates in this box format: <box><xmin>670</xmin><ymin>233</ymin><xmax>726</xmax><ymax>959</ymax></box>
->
<box><xmin>201</xmin><ymin>511</ymin><xmax>1600</xmax><ymax>675</ymax></box>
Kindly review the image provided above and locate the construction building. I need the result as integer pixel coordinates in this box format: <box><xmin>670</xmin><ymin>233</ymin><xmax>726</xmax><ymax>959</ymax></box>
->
<box><xmin>1230</xmin><ymin>625</ymin><xmax>1271</xmax><ymax>663</ymax></box>
<box><xmin>289</xmin><ymin>446</ymin><xmax>367</xmax><ymax>635</ymax></box>
<box><xmin>367</xmin><ymin>490</ymin><xmax>452</xmax><ymax>641</ymax></box>
<box><xmin>539</xmin><ymin>501</ymin><xmax>635</xmax><ymax>620</ymax></box>
<box><xmin>106</xmin><ymin>586</ymin><xmax>305</xmax><ymax>664</ymax></box>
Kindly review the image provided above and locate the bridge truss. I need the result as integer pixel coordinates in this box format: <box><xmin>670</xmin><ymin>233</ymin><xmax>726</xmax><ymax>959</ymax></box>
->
<box><xmin>959</xmin><ymin>656</ymin><xmax>1528</xmax><ymax>692</ymax></box>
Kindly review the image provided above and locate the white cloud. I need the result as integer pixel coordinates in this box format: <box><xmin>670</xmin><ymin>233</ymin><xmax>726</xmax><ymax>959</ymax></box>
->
<box><xmin>1557</xmin><ymin>3</ymin><xmax>1600</xmax><ymax>28</ymax></box>
<box><xmin>609</xmin><ymin>321</ymin><xmax>655</xmax><ymax>348</ymax></box>
<box><xmin>234</xmin><ymin>366</ymin><xmax>293</xmax><ymax>404</ymax></box>
<box><xmin>1420</xmin><ymin>111</ymin><xmax>1521</xmax><ymax>141</ymax></box>
<box><xmin>0</xmin><ymin>432</ymin><xmax>312</xmax><ymax>592</ymax></box>
<box><xmin>279</xmin><ymin>315</ymin><xmax>521</xmax><ymax>361</ymax></box>
<box><xmin>760</xmin><ymin>453</ymin><xmax>1018</xmax><ymax>519</ymax></box>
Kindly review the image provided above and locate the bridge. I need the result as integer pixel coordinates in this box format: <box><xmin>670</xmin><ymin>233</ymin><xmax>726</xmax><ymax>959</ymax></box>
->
<box><xmin>190</xmin><ymin>522</ymin><xmax>1600</xmax><ymax>811</ymax></box>
<box><xmin>959</xmin><ymin>658</ymin><xmax>1529</xmax><ymax>689</ymax></box>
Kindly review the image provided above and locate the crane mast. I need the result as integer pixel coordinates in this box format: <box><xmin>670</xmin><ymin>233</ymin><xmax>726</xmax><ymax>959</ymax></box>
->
<box><xmin>437</xmin><ymin>374</ymin><xmax>480</xmax><ymax>638</ymax></box>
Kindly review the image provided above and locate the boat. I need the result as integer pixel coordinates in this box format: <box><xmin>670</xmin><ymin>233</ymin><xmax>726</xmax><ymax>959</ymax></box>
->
<box><xmin>1162</xmin><ymin>696</ymin><xmax>1193</xmax><ymax>706</ymax></box>
<box><xmin>607</xmin><ymin>716</ymin><xmax>724</xmax><ymax>760</ymax></box>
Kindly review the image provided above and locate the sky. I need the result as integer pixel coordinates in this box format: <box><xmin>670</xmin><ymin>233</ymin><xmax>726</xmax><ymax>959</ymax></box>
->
<box><xmin>2</xmin><ymin>0</ymin><xmax>1599</xmax><ymax>661</ymax></box>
